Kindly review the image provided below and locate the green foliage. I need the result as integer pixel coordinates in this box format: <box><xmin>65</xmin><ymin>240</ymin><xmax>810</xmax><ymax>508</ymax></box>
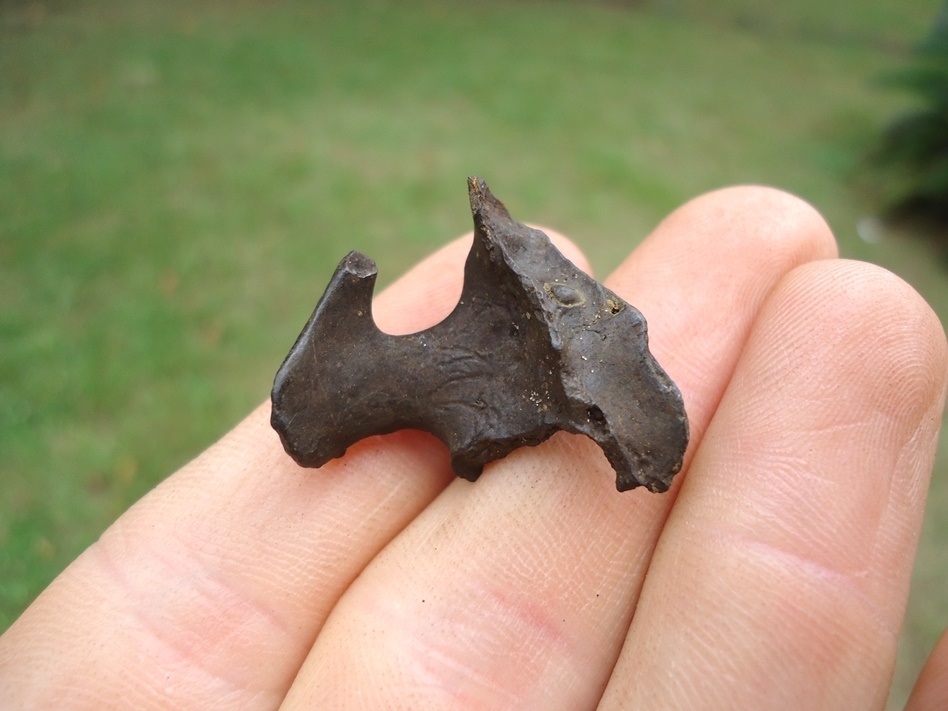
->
<box><xmin>875</xmin><ymin>4</ymin><xmax>948</xmax><ymax>219</ymax></box>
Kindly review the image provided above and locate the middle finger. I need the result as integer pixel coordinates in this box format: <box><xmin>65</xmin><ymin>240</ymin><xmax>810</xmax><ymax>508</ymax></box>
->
<box><xmin>283</xmin><ymin>186</ymin><xmax>837</xmax><ymax>708</ymax></box>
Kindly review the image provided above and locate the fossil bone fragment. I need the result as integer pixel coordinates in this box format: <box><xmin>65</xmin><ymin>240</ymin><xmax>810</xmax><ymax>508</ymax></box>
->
<box><xmin>271</xmin><ymin>177</ymin><xmax>688</xmax><ymax>492</ymax></box>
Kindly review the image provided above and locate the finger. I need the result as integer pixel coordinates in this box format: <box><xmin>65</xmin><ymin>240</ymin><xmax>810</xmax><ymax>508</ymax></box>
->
<box><xmin>0</xmin><ymin>232</ymin><xmax>589</xmax><ymax>710</ymax></box>
<box><xmin>281</xmin><ymin>187</ymin><xmax>838</xmax><ymax>708</ymax></box>
<box><xmin>906</xmin><ymin>627</ymin><xmax>948</xmax><ymax>711</ymax></box>
<box><xmin>600</xmin><ymin>261</ymin><xmax>948</xmax><ymax>709</ymax></box>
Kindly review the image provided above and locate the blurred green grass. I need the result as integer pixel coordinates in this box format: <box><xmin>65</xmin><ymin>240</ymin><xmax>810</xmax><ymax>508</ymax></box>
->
<box><xmin>1</xmin><ymin>0</ymin><xmax>945</xmax><ymax>705</ymax></box>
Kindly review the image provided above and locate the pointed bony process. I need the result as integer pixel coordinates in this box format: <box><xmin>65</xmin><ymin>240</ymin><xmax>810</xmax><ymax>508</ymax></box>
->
<box><xmin>271</xmin><ymin>177</ymin><xmax>688</xmax><ymax>492</ymax></box>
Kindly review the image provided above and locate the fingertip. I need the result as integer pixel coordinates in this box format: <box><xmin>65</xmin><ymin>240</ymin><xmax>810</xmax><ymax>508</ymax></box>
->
<box><xmin>678</xmin><ymin>185</ymin><xmax>838</xmax><ymax>258</ymax></box>
<box><xmin>611</xmin><ymin>185</ymin><xmax>839</xmax><ymax>303</ymax></box>
<box><xmin>769</xmin><ymin>259</ymin><xmax>948</xmax><ymax>435</ymax></box>
<box><xmin>599</xmin><ymin>253</ymin><xmax>946</xmax><ymax>710</ymax></box>
<box><xmin>708</xmin><ymin>258</ymin><xmax>947</xmax><ymax>560</ymax></box>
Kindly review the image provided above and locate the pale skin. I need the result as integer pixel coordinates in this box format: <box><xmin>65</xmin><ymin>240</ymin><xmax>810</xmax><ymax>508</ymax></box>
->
<box><xmin>1</xmin><ymin>186</ymin><xmax>947</xmax><ymax>710</ymax></box>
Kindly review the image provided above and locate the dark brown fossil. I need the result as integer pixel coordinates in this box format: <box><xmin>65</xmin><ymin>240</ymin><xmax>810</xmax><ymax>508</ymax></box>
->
<box><xmin>271</xmin><ymin>177</ymin><xmax>688</xmax><ymax>492</ymax></box>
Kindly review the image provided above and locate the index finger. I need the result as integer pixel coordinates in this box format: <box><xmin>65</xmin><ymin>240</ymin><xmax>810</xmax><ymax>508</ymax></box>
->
<box><xmin>0</xmin><ymin>232</ymin><xmax>591</xmax><ymax>710</ymax></box>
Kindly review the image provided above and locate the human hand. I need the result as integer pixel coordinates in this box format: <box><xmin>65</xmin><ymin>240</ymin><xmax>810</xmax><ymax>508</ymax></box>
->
<box><xmin>1</xmin><ymin>187</ymin><xmax>946</xmax><ymax>710</ymax></box>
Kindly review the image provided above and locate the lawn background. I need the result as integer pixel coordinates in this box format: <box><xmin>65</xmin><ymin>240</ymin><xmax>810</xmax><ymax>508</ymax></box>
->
<box><xmin>2</xmin><ymin>0</ymin><xmax>946</xmax><ymax>706</ymax></box>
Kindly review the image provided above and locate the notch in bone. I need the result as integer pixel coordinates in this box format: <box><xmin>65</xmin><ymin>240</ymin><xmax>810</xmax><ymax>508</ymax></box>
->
<box><xmin>271</xmin><ymin>177</ymin><xmax>688</xmax><ymax>492</ymax></box>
